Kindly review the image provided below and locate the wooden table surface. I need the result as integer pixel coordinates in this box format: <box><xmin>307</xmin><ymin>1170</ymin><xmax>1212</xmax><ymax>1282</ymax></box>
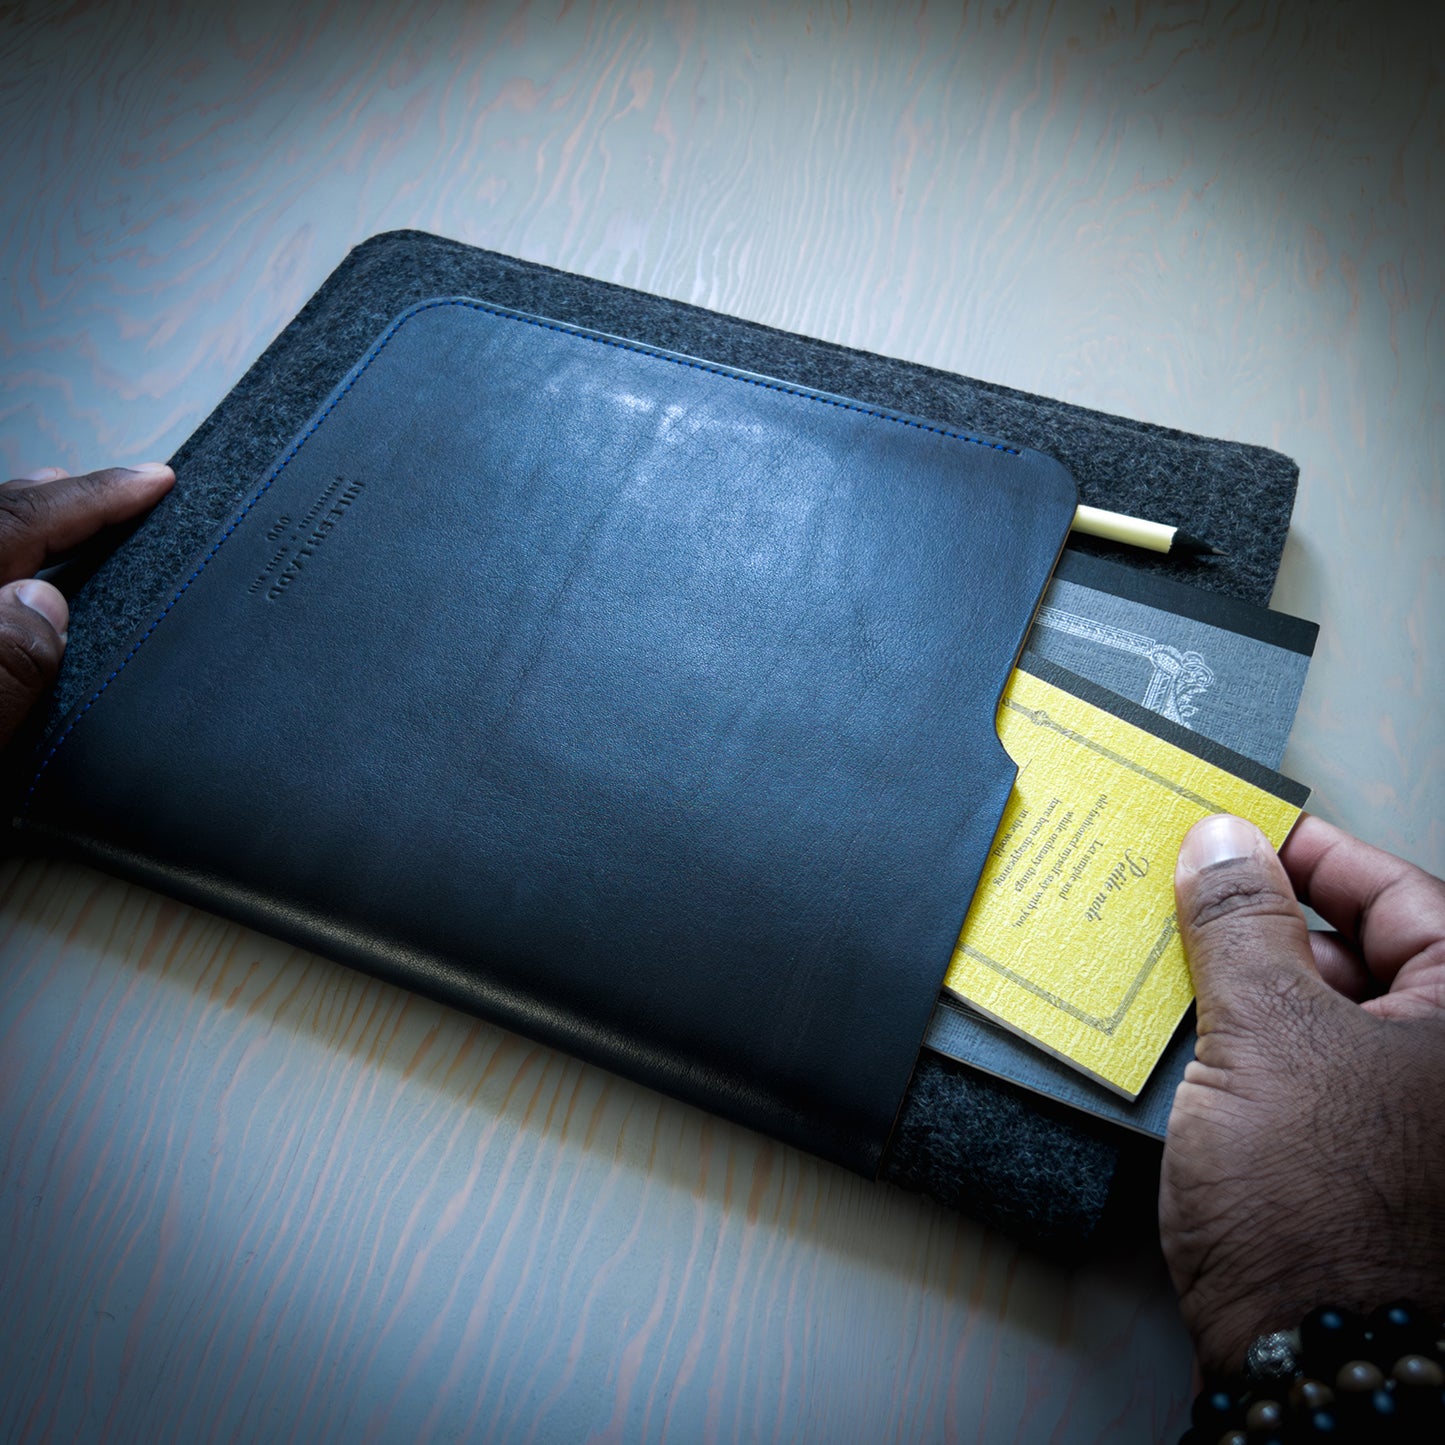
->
<box><xmin>1</xmin><ymin>3</ymin><xmax>1440</xmax><ymax>1441</ymax></box>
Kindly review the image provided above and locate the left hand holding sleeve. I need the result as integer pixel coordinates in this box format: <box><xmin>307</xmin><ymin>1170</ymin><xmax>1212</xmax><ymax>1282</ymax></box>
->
<box><xmin>0</xmin><ymin>463</ymin><xmax>174</xmax><ymax>746</ymax></box>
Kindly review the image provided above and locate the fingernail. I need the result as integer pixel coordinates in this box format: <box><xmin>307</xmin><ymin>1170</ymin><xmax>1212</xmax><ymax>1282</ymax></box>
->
<box><xmin>125</xmin><ymin>462</ymin><xmax>173</xmax><ymax>478</ymax></box>
<box><xmin>14</xmin><ymin>579</ymin><xmax>70</xmax><ymax>639</ymax></box>
<box><xmin>17</xmin><ymin>466</ymin><xmax>66</xmax><ymax>482</ymax></box>
<box><xmin>1179</xmin><ymin>814</ymin><xmax>1265</xmax><ymax>871</ymax></box>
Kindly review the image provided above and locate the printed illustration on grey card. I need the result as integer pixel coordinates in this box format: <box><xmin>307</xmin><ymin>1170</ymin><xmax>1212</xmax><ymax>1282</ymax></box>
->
<box><xmin>1026</xmin><ymin>574</ymin><xmax>1311</xmax><ymax>769</ymax></box>
<box><xmin>1031</xmin><ymin>599</ymin><xmax>1215</xmax><ymax>725</ymax></box>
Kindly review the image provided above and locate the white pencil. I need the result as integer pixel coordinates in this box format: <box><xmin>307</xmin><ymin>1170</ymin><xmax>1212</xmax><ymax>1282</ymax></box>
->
<box><xmin>1070</xmin><ymin>503</ymin><xmax>1225</xmax><ymax>557</ymax></box>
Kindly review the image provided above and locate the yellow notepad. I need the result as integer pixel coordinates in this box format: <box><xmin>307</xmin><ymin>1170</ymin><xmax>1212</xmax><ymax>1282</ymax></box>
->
<box><xmin>944</xmin><ymin>659</ymin><xmax>1307</xmax><ymax>1099</ymax></box>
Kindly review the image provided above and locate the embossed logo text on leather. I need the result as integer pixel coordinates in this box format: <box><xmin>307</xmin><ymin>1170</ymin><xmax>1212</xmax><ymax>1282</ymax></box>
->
<box><xmin>249</xmin><ymin>474</ymin><xmax>365</xmax><ymax>600</ymax></box>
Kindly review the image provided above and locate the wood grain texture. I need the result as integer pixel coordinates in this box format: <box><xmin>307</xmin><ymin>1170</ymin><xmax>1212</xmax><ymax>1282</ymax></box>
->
<box><xmin>0</xmin><ymin>859</ymin><xmax>1187</xmax><ymax>1443</ymax></box>
<box><xmin>1</xmin><ymin>0</ymin><xmax>1440</xmax><ymax>1439</ymax></box>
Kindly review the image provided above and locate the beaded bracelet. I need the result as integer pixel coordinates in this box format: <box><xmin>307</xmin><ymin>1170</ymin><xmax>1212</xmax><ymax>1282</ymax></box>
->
<box><xmin>1180</xmin><ymin>1302</ymin><xmax>1445</xmax><ymax>1444</ymax></box>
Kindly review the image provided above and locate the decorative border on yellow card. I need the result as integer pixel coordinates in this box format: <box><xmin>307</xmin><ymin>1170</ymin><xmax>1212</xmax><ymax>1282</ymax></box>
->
<box><xmin>959</xmin><ymin>697</ymin><xmax>1242</xmax><ymax>1037</ymax></box>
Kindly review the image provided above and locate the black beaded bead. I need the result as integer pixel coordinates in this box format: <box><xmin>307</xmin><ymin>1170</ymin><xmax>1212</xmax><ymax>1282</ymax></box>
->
<box><xmin>1365</xmin><ymin>1385</ymin><xmax>1405</xmax><ymax>1441</ymax></box>
<box><xmin>1392</xmin><ymin>1353</ymin><xmax>1445</xmax><ymax>1389</ymax></box>
<box><xmin>1288</xmin><ymin>1377</ymin><xmax>1335</xmax><ymax>1412</ymax></box>
<box><xmin>1334</xmin><ymin>1358</ymin><xmax>1386</xmax><ymax>1393</ymax></box>
<box><xmin>1244</xmin><ymin>1396</ymin><xmax>1285</xmax><ymax>1433</ymax></box>
<box><xmin>1367</xmin><ymin>1302</ymin><xmax>1435</xmax><ymax>1365</ymax></box>
<box><xmin>1191</xmin><ymin>1387</ymin><xmax>1240</xmax><ymax>1432</ymax></box>
<box><xmin>1294</xmin><ymin>1407</ymin><xmax>1342</xmax><ymax>1436</ymax></box>
<box><xmin>1300</xmin><ymin>1306</ymin><xmax>1367</xmax><ymax>1377</ymax></box>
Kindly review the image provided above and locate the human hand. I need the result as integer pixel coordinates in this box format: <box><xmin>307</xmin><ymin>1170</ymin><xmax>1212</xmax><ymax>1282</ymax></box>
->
<box><xmin>1160</xmin><ymin>812</ymin><xmax>1445</xmax><ymax>1378</ymax></box>
<box><xmin>0</xmin><ymin>463</ymin><xmax>175</xmax><ymax>747</ymax></box>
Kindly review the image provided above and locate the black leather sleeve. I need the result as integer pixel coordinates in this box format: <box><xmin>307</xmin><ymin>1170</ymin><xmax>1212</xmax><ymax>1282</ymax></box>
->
<box><xmin>18</xmin><ymin>298</ymin><xmax>1076</xmax><ymax>1177</ymax></box>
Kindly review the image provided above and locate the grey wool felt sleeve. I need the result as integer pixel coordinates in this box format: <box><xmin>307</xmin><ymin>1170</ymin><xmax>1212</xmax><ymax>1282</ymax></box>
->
<box><xmin>38</xmin><ymin>231</ymin><xmax>1299</xmax><ymax>1246</ymax></box>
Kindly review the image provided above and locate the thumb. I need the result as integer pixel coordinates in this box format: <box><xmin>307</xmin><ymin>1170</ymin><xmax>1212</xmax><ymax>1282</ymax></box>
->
<box><xmin>1174</xmin><ymin>814</ymin><xmax>1327</xmax><ymax>1056</ymax></box>
<box><xmin>0</xmin><ymin>578</ymin><xmax>68</xmax><ymax>748</ymax></box>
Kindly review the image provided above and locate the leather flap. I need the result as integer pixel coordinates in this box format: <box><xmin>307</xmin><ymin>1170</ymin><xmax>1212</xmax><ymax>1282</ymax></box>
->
<box><xmin>22</xmin><ymin>300</ymin><xmax>1077</xmax><ymax>1175</ymax></box>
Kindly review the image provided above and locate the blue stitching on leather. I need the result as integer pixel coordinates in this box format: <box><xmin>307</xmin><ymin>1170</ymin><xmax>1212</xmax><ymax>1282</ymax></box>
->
<box><xmin>24</xmin><ymin>298</ymin><xmax>1020</xmax><ymax>808</ymax></box>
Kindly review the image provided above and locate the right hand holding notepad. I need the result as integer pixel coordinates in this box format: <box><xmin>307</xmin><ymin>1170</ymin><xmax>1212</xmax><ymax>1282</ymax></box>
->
<box><xmin>1160</xmin><ymin>813</ymin><xmax>1445</xmax><ymax>1378</ymax></box>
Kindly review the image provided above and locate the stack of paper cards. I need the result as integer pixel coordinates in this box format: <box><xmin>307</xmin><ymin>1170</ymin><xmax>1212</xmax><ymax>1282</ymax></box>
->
<box><xmin>928</xmin><ymin>554</ymin><xmax>1318</xmax><ymax>1133</ymax></box>
<box><xmin>941</xmin><ymin>656</ymin><xmax>1308</xmax><ymax>1099</ymax></box>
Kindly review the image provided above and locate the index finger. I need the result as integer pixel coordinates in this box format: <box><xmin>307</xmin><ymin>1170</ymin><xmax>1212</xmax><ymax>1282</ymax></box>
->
<box><xmin>0</xmin><ymin>464</ymin><xmax>175</xmax><ymax>584</ymax></box>
<box><xmin>1279</xmin><ymin>813</ymin><xmax>1445</xmax><ymax>991</ymax></box>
